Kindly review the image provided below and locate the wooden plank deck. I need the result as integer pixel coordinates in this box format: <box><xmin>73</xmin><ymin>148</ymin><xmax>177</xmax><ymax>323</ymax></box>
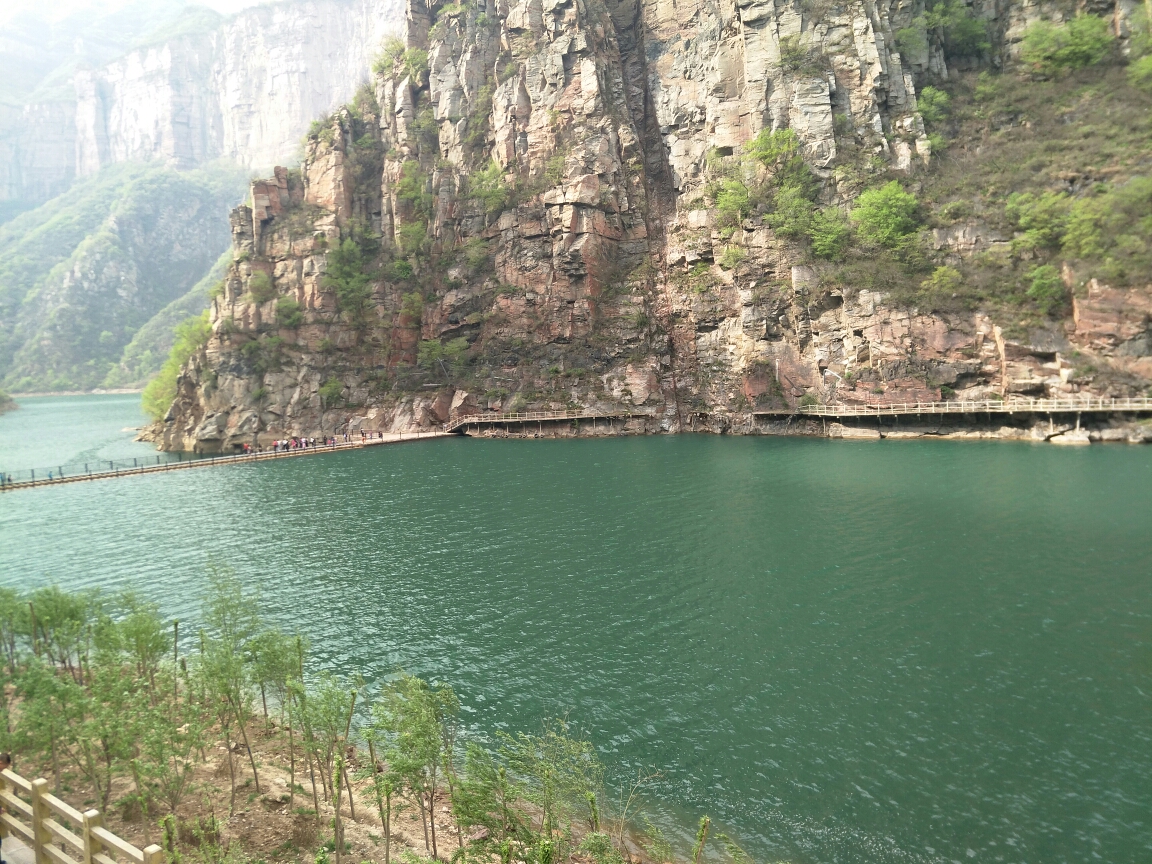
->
<box><xmin>444</xmin><ymin>409</ymin><xmax>638</xmax><ymax>433</ymax></box>
<box><xmin>753</xmin><ymin>397</ymin><xmax>1152</xmax><ymax>418</ymax></box>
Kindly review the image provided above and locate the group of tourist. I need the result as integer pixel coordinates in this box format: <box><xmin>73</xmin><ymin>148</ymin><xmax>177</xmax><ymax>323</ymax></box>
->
<box><xmin>238</xmin><ymin>434</ymin><xmax>375</xmax><ymax>454</ymax></box>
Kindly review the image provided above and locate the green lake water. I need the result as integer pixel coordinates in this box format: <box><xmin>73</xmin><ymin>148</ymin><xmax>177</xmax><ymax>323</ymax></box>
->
<box><xmin>1</xmin><ymin>395</ymin><xmax>1151</xmax><ymax>864</ymax></box>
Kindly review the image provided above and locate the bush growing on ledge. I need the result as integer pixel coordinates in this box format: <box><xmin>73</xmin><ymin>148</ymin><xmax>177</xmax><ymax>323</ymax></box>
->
<box><xmin>808</xmin><ymin>208</ymin><xmax>851</xmax><ymax>260</ymax></box>
<box><xmin>248</xmin><ymin>271</ymin><xmax>275</xmax><ymax>304</ymax></box>
<box><xmin>142</xmin><ymin>311</ymin><xmax>211</xmax><ymax>421</ymax></box>
<box><xmin>1026</xmin><ymin>264</ymin><xmax>1065</xmax><ymax>314</ymax></box>
<box><xmin>1020</xmin><ymin>16</ymin><xmax>1113</xmax><ymax>75</ymax></box>
<box><xmin>851</xmin><ymin>182</ymin><xmax>920</xmax><ymax>249</ymax></box>
<box><xmin>276</xmin><ymin>298</ymin><xmax>304</xmax><ymax>328</ymax></box>
<box><xmin>466</xmin><ymin>159</ymin><xmax>508</xmax><ymax>215</ymax></box>
<box><xmin>319</xmin><ymin>377</ymin><xmax>343</xmax><ymax>408</ymax></box>
<box><xmin>323</xmin><ymin>237</ymin><xmax>374</xmax><ymax>319</ymax></box>
<box><xmin>418</xmin><ymin>337</ymin><xmax>470</xmax><ymax>377</ymax></box>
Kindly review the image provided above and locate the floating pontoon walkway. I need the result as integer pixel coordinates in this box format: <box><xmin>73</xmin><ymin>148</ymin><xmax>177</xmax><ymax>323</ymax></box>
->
<box><xmin>0</xmin><ymin>431</ymin><xmax>450</xmax><ymax>492</ymax></box>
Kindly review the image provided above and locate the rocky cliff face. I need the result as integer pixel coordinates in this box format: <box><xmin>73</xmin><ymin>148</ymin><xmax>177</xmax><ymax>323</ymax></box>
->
<box><xmin>152</xmin><ymin>0</ymin><xmax>1152</xmax><ymax>451</ymax></box>
<box><xmin>0</xmin><ymin>0</ymin><xmax>405</xmax><ymax>214</ymax></box>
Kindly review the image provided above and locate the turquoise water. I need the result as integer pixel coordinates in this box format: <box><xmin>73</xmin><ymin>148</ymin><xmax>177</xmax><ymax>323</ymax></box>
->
<box><xmin>2</xmin><ymin>396</ymin><xmax>1151</xmax><ymax>864</ymax></box>
<box><xmin>0</xmin><ymin>394</ymin><xmax>155</xmax><ymax>473</ymax></box>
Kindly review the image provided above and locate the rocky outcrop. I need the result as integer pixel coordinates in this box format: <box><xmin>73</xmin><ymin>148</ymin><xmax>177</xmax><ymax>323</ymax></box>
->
<box><xmin>0</xmin><ymin>0</ymin><xmax>405</xmax><ymax>214</ymax></box>
<box><xmin>152</xmin><ymin>0</ymin><xmax>1152</xmax><ymax>452</ymax></box>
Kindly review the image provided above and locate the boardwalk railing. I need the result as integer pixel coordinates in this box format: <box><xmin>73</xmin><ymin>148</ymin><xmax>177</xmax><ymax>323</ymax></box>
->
<box><xmin>0</xmin><ymin>768</ymin><xmax>161</xmax><ymax>864</ymax></box>
<box><xmin>444</xmin><ymin>409</ymin><xmax>635</xmax><ymax>433</ymax></box>
<box><xmin>0</xmin><ymin>432</ymin><xmax>448</xmax><ymax>492</ymax></box>
<box><xmin>754</xmin><ymin>396</ymin><xmax>1152</xmax><ymax>418</ymax></box>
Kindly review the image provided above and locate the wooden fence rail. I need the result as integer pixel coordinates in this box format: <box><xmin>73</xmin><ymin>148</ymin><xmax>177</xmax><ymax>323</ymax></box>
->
<box><xmin>0</xmin><ymin>769</ymin><xmax>162</xmax><ymax>864</ymax></box>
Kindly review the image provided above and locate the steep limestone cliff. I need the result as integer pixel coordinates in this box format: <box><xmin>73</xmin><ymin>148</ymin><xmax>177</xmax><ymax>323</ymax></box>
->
<box><xmin>0</xmin><ymin>0</ymin><xmax>405</xmax><ymax>216</ymax></box>
<box><xmin>152</xmin><ymin>0</ymin><xmax>1152</xmax><ymax>450</ymax></box>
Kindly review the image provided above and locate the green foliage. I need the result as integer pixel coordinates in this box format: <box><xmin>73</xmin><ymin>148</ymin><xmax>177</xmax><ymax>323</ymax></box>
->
<box><xmin>808</xmin><ymin>208</ymin><xmax>851</xmax><ymax>260</ymax></box>
<box><xmin>1004</xmin><ymin>179</ymin><xmax>1152</xmax><ymax>280</ymax></box>
<box><xmin>917</xmin><ymin>86</ymin><xmax>951</xmax><ymax>127</ymax></box>
<box><xmin>850</xmin><ymin>182</ymin><xmax>920</xmax><ymax>249</ymax></box>
<box><xmin>777</xmin><ymin>35</ymin><xmax>823</xmax><ymax>75</ymax></box>
<box><xmin>895</xmin><ymin>25</ymin><xmax>929</xmax><ymax>61</ymax></box>
<box><xmin>276</xmin><ymin>298</ymin><xmax>304</xmax><ymax>328</ymax></box>
<box><xmin>1021</xmin><ymin>16</ymin><xmax>1113</xmax><ymax>75</ymax></box>
<box><xmin>1026</xmin><ymin>264</ymin><xmax>1065</xmax><ymax>314</ymax></box>
<box><xmin>402</xmin><ymin>49</ymin><xmax>429</xmax><ymax>84</ymax></box>
<box><xmin>390</xmin><ymin>260</ymin><xmax>414</xmax><ymax>281</ymax></box>
<box><xmin>1129</xmin><ymin>54</ymin><xmax>1152</xmax><ymax>92</ymax></box>
<box><xmin>248</xmin><ymin>272</ymin><xmax>275</xmax><ymax>304</ymax></box>
<box><xmin>714</xmin><ymin>180</ymin><xmax>751</xmax><ymax>228</ymax></box>
<box><xmin>318</xmin><ymin>377</ymin><xmax>343</xmax><ymax>408</ymax></box>
<box><xmin>925</xmin><ymin>0</ymin><xmax>991</xmax><ymax>57</ymax></box>
<box><xmin>397</xmin><ymin>161</ymin><xmax>433</xmax><ymax>215</ymax></box>
<box><xmin>767</xmin><ymin>185</ymin><xmax>815</xmax><ymax>238</ymax></box>
<box><xmin>799</xmin><ymin>393</ymin><xmax>820</xmax><ymax>407</ymax></box>
<box><xmin>104</xmin><ymin>250</ymin><xmax>230</xmax><ymax>389</ymax></box>
<box><xmin>468</xmin><ymin>160</ymin><xmax>509</xmax><ymax>215</ymax></box>
<box><xmin>921</xmin><ymin>265</ymin><xmax>964</xmax><ymax>295</ymax></box>
<box><xmin>396</xmin><ymin>222</ymin><xmax>429</xmax><ymax>260</ymax></box>
<box><xmin>372</xmin><ymin>37</ymin><xmax>406</xmax><ymax>75</ymax></box>
<box><xmin>499</xmin><ymin>718</ymin><xmax>604</xmax><ymax>843</ymax></box>
<box><xmin>418</xmin><ymin>338</ymin><xmax>470</xmax><ymax>374</ymax></box>
<box><xmin>323</xmin><ymin>238</ymin><xmax>374</xmax><ymax>319</ymax></box>
<box><xmin>1005</xmin><ymin>191</ymin><xmax>1069</xmax><ymax>252</ymax></box>
<box><xmin>718</xmin><ymin>246</ymin><xmax>745</xmax><ymax>269</ymax></box>
<box><xmin>400</xmin><ymin>292</ymin><xmax>423</xmax><ymax>324</ymax></box>
<box><xmin>142</xmin><ymin>311</ymin><xmax>211</xmax><ymax>421</ymax></box>
<box><xmin>0</xmin><ymin>160</ymin><xmax>247</xmax><ymax>393</ymax></box>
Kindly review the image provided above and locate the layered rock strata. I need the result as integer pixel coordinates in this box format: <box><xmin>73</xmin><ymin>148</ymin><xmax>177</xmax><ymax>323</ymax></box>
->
<box><xmin>151</xmin><ymin>0</ymin><xmax>1152</xmax><ymax>451</ymax></box>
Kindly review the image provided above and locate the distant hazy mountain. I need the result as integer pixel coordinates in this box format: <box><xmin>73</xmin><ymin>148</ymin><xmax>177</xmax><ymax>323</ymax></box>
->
<box><xmin>0</xmin><ymin>0</ymin><xmax>403</xmax><ymax>222</ymax></box>
<box><xmin>0</xmin><ymin>161</ymin><xmax>247</xmax><ymax>392</ymax></box>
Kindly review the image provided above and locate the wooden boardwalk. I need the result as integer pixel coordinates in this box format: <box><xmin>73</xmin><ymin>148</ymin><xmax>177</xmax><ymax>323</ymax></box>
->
<box><xmin>444</xmin><ymin>409</ymin><xmax>638</xmax><ymax>433</ymax></box>
<box><xmin>753</xmin><ymin>396</ymin><xmax>1152</xmax><ymax>418</ymax></box>
<box><xmin>0</xmin><ymin>767</ymin><xmax>161</xmax><ymax>864</ymax></box>
<box><xmin>0</xmin><ymin>431</ymin><xmax>449</xmax><ymax>492</ymax></box>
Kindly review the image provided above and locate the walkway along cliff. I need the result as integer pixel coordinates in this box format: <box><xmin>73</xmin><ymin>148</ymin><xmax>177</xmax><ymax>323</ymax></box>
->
<box><xmin>147</xmin><ymin>0</ymin><xmax>1152</xmax><ymax>451</ymax></box>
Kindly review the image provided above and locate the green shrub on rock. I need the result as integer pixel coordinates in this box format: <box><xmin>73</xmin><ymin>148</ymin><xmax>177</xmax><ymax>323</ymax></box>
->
<box><xmin>808</xmin><ymin>208</ymin><xmax>851</xmax><ymax>260</ymax></box>
<box><xmin>917</xmin><ymin>86</ymin><xmax>951</xmax><ymax>127</ymax></box>
<box><xmin>319</xmin><ymin>377</ymin><xmax>343</xmax><ymax>408</ymax></box>
<box><xmin>1129</xmin><ymin>55</ymin><xmax>1152</xmax><ymax>92</ymax></box>
<box><xmin>850</xmin><ymin>182</ymin><xmax>920</xmax><ymax>249</ymax></box>
<box><xmin>1021</xmin><ymin>16</ymin><xmax>1114</xmax><ymax>75</ymax></box>
<box><xmin>248</xmin><ymin>271</ymin><xmax>275</xmax><ymax>304</ymax></box>
<box><xmin>142</xmin><ymin>311</ymin><xmax>211</xmax><ymax>421</ymax></box>
<box><xmin>1026</xmin><ymin>264</ymin><xmax>1065</xmax><ymax>314</ymax></box>
<box><xmin>276</xmin><ymin>298</ymin><xmax>304</xmax><ymax>328</ymax></box>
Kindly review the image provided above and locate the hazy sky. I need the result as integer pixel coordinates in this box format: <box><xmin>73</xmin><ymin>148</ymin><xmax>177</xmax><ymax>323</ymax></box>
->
<box><xmin>0</xmin><ymin>0</ymin><xmax>265</xmax><ymax>25</ymax></box>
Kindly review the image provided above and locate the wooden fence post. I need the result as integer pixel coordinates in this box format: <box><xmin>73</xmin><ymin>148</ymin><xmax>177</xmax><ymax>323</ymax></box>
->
<box><xmin>82</xmin><ymin>810</ymin><xmax>102</xmax><ymax>864</ymax></box>
<box><xmin>143</xmin><ymin>844</ymin><xmax>164</xmax><ymax>864</ymax></box>
<box><xmin>31</xmin><ymin>778</ymin><xmax>50</xmax><ymax>864</ymax></box>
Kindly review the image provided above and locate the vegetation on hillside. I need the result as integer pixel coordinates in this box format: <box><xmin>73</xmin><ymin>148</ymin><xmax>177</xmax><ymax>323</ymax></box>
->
<box><xmin>0</xmin><ymin>579</ymin><xmax>752</xmax><ymax>864</ymax></box>
<box><xmin>0</xmin><ymin>161</ymin><xmax>247</xmax><ymax>393</ymax></box>
<box><xmin>105</xmin><ymin>251</ymin><xmax>231</xmax><ymax>390</ymax></box>
<box><xmin>142</xmin><ymin>311</ymin><xmax>211</xmax><ymax>421</ymax></box>
<box><xmin>696</xmin><ymin>13</ymin><xmax>1152</xmax><ymax>331</ymax></box>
